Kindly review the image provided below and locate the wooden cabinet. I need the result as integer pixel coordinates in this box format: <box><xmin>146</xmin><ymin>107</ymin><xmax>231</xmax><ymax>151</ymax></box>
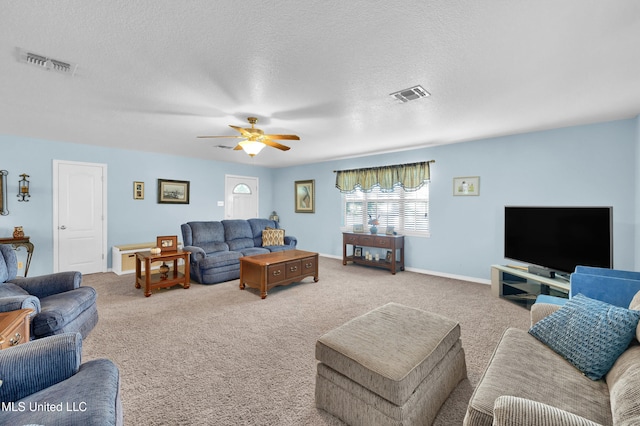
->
<box><xmin>0</xmin><ymin>309</ymin><xmax>33</xmax><ymax>350</ymax></box>
<box><xmin>342</xmin><ymin>232</ymin><xmax>405</xmax><ymax>274</ymax></box>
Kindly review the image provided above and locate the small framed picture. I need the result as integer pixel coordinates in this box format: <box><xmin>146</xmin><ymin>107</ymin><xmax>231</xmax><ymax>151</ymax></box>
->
<box><xmin>158</xmin><ymin>179</ymin><xmax>190</xmax><ymax>204</ymax></box>
<box><xmin>156</xmin><ymin>235</ymin><xmax>178</xmax><ymax>252</ymax></box>
<box><xmin>354</xmin><ymin>247</ymin><xmax>362</xmax><ymax>258</ymax></box>
<box><xmin>385</xmin><ymin>226</ymin><xmax>394</xmax><ymax>235</ymax></box>
<box><xmin>385</xmin><ymin>250</ymin><xmax>393</xmax><ymax>262</ymax></box>
<box><xmin>134</xmin><ymin>181</ymin><xmax>144</xmax><ymax>200</ymax></box>
<box><xmin>453</xmin><ymin>176</ymin><xmax>480</xmax><ymax>196</ymax></box>
<box><xmin>353</xmin><ymin>224</ymin><xmax>364</xmax><ymax>233</ymax></box>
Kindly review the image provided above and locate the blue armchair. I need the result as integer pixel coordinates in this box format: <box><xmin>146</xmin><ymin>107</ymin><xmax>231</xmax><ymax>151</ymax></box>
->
<box><xmin>0</xmin><ymin>332</ymin><xmax>122</xmax><ymax>425</ymax></box>
<box><xmin>536</xmin><ymin>266</ymin><xmax>640</xmax><ymax>308</ymax></box>
<box><xmin>0</xmin><ymin>244</ymin><xmax>98</xmax><ymax>339</ymax></box>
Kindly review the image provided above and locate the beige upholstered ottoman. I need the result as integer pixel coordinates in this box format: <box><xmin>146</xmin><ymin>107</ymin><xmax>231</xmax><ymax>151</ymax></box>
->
<box><xmin>315</xmin><ymin>302</ymin><xmax>467</xmax><ymax>426</ymax></box>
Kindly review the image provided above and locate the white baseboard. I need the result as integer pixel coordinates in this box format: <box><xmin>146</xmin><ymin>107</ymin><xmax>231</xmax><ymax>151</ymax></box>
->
<box><xmin>317</xmin><ymin>253</ymin><xmax>491</xmax><ymax>285</ymax></box>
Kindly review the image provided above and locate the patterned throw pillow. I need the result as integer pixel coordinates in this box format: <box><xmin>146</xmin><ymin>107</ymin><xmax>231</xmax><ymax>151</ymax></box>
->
<box><xmin>262</xmin><ymin>227</ymin><xmax>285</xmax><ymax>246</ymax></box>
<box><xmin>529</xmin><ymin>293</ymin><xmax>640</xmax><ymax>380</ymax></box>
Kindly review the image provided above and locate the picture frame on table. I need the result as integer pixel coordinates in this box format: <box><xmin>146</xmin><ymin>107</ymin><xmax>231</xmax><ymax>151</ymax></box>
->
<box><xmin>354</xmin><ymin>247</ymin><xmax>362</xmax><ymax>258</ymax></box>
<box><xmin>352</xmin><ymin>224</ymin><xmax>364</xmax><ymax>233</ymax></box>
<box><xmin>385</xmin><ymin>250</ymin><xmax>392</xmax><ymax>263</ymax></box>
<box><xmin>156</xmin><ymin>235</ymin><xmax>178</xmax><ymax>252</ymax></box>
<box><xmin>158</xmin><ymin>179</ymin><xmax>190</xmax><ymax>204</ymax></box>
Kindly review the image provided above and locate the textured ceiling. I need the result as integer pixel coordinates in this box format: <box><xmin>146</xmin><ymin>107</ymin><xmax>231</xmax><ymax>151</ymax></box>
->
<box><xmin>1</xmin><ymin>1</ymin><xmax>639</xmax><ymax>167</ymax></box>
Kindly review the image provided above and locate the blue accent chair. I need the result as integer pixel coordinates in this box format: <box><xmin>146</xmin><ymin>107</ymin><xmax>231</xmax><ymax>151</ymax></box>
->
<box><xmin>0</xmin><ymin>332</ymin><xmax>122</xmax><ymax>425</ymax></box>
<box><xmin>0</xmin><ymin>244</ymin><xmax>98</xmax><ymax>339</ymax></box>
<box><xmin>536</xmin><ymin>266</ymin><xmax>640</xmax><ymax>308</ymax></box>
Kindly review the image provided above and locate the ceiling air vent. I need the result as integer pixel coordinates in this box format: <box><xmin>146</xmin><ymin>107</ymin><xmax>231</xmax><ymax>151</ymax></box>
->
<box><xmin>17</xmin><ymin>48</ymin><xmax>77</xmax><ymax>76</ymax></box>
<box><xmin>390</xmin><ymin>85</ymin><xmax>430</xmax><ymax>103</ymax></box>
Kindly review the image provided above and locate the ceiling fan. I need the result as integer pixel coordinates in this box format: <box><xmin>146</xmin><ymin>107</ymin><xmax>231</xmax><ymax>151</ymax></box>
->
<box><xmin>198</xmin><ymin>117</ymin><xmax>300</xmax><ymax>157</ymax></box>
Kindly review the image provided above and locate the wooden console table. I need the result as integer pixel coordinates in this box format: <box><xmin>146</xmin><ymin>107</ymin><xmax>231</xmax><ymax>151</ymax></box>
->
<box><xmin>342</xmin><ymin>232</ymin><xmax>404</xmax><ymax>274</ymax></box>
<box><xmin>0</xmin><ymin>237</ymin><xmax>34</xmax><ymax>277</ymax></box>
<box><xmin>135</xmin><ymin>250</ymin><xmax>191</xmax><ymax>297</ymax></box>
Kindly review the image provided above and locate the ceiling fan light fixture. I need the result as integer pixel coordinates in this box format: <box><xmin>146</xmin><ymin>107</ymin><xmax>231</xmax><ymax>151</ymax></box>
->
<box><xmin>238</xmin><ymin>140</ymin><xmax>266</xmax><ymax>157</ymax></box>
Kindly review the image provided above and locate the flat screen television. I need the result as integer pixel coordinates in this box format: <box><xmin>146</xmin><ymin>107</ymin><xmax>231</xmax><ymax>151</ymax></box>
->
<box><xmin>504</xmin><ymin>206</ymin><xmax>613</xmax><ymax>274</ymax></box>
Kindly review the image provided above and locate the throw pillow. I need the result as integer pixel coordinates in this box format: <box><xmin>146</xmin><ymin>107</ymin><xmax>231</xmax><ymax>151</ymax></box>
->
<box><xmin>262</xmin><ymin>228</ymin><xmax>285</xmax><ymax>246</ymax></box>
<box><xmin>529</xmin><ymin>293</ymin><xmax>640</xmax><ymax>380</ymax></box>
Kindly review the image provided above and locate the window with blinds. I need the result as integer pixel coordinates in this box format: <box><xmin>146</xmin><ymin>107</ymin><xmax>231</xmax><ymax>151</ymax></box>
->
<box><xmin>342</xmin><ymin>183</ymin><xmax>430</xmax><ymax>237</ymax></box>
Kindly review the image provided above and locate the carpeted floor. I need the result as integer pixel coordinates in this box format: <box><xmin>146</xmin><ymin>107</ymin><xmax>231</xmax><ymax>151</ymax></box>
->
<box><xmin>81</xmin><ymin>257</ymin><xmax>530</xmax><ymax>425</ymax></box>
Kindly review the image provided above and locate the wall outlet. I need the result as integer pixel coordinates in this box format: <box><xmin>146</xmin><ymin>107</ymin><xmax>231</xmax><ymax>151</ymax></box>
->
<box><xmin>217</xmin><ymin>201</ymin><xmax>224</xmax><ymax>207</ymax></box>
<box><xmin>17</xmin><ymin>261</ymin><xmax>23</xmax><ymax>269</ymax></box>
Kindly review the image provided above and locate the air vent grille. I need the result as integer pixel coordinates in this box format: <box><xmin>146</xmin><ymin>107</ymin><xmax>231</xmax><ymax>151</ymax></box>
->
<box><xmin>390</xmin><ymin>85</ymin><xmax>430</xmax><ymax>103</ymax></box>
<box><xmin>17</xmin><ymin>48</ymin><xmax>77</xmax><ymax>76</ymax></box>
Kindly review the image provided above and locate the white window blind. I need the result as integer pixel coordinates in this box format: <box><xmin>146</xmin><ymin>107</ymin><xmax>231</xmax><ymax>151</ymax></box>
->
<box><xmin>342</xmin><ymin>183</ymin><xmax>430</xmax><ymax>237</ymax></box>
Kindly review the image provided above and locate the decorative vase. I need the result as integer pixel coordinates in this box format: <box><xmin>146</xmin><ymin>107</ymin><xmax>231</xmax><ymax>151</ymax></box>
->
<box><xmin>159</xmin><ymin>262</ymin><xmax>170</xmax><ymax>279</ymax></box>
<box><xmin>13</xmin><ymin>226</ymin><xmax>24</xmax><ymax>238</ymax></box>
<box><xmin>370</xmin><ymin>226</ymin><xmax>378</xmax><ymax>234</ymax></box>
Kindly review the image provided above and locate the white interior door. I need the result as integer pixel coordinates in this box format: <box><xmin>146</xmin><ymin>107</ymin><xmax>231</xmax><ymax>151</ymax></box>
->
<box><xmin>225</xmin><ymin>175</ymin><xmax>258</xmax><ymax>219</ymax></box>
<box><xmin>53</xmin><ymin>160</ymin><xmax>107</xmax><ymax>274</ymax></box>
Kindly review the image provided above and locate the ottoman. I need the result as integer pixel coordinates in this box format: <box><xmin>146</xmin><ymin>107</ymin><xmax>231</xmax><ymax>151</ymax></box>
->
<box><xmin>315</xmin><ymin>302</ymin><xmax>467</xmax><ymax>426</ymax></box>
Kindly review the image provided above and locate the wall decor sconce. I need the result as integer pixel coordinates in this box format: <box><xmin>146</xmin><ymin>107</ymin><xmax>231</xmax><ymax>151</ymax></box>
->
<box><xmin>17</xmin><ymin>173</ymin><xmax>30</xmax><ymax>202</ymax></box>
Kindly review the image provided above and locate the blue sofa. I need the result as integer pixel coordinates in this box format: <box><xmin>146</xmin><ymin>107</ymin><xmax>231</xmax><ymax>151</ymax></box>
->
<box><xmin>536</xmin><ymin>266</ymin><xmax>640</xmax><ymax>308</ymax></box>
<box><xmin>181</xmin><ymin>218</ymin><xmax>297</xmax><ymax>284</ymax></box>
<box><xmin>0</xmin><ymin>332</ymin><xmax>122</xmax><ymax>425</ymax></box>
<box><xmin>0</xmin><ymin>244</ymin><xmax>98</xmax><ymax>339</ymax></box>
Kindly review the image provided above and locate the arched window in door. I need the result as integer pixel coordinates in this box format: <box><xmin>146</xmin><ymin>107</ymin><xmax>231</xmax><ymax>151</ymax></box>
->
<box><xmin>233</xmin><ymin>183</ymin><xmax>252</xmax><ymax>194</ymax></box>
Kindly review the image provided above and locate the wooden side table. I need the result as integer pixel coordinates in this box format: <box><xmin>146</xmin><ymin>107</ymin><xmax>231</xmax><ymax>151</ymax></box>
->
<box><xmin>0</xmin><ymin>236</ymin><xmax>34</xmax><ymax>276</ymax></box>
<box><xmin>135</xmin><ymin>250</ymin><xmax>191</xmax><ymax>297</ymax></box>
<box><xmin>0</xmin><ymin>309</ymin><xmax>33</xmax><ymax>350</ymax></box>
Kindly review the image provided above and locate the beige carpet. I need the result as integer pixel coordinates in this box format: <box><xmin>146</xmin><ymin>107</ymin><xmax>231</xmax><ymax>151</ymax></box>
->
<box><xmin>81</xmin><ymin>257</ymin><xmax>530</xmax><ymax>425</ymax></box>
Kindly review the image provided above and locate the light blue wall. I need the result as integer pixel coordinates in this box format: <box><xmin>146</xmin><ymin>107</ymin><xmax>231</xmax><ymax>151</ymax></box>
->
<box><xmin>274</xmin><ymin>118</ymin><xmax>638</xmax><ymax>280</ymax></box>
<box><xmin>0</xmin><ymin>136</ymin><xmax>275</xmax><ymax>276</ymax></box>
<box><xmin>636</xmin><ymin>115</ymin><xmax>640</xmax><ymax>269</ymax></box>
<box><xmin>1</xmin><ymin>116</ymin><xmax>638</xmax><ymax>280</ymax></box>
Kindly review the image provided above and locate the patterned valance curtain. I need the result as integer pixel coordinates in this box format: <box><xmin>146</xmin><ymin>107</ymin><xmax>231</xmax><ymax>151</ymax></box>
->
<box><xmin>335</xmin><ymin>160</ymin><xmax>433</xmax><ymax>193</ymax></box>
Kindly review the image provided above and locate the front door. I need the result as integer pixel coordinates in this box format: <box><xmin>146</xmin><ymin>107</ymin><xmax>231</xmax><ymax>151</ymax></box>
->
<box><xmin>53</xmin><ymin>160</ymin><xmax>107</xmax><ymax>274</ymax></box>
<box><xmin>225</xmin><ymin>175</ymin><xmax>258</xmax><ymax>219</ymax></box>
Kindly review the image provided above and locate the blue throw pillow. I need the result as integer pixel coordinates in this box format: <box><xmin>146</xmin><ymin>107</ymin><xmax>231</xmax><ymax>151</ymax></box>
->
<box><xmin>529</xmin><ymin>293</ymin><xmax>640</xmax><ymax>380</ymax></box>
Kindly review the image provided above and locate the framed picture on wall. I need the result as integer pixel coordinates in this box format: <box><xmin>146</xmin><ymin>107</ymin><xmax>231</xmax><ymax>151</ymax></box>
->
<box><xmin>134</xmin><ymin>181</ymin><xmax>144</xmax><ymax>200</ymax></box>
<box><xmin>158</xmin><ymin>179</ymin><xmax>190</xmax><ymax>204</ymax></box>
<box><xmin>294</xmin><ymin>179</ymin><xmax>315</xmax><ymax>213</ymax></box>
<box><xmin>453</xmin><ymin>176</ymin><xmax>480</xmax><ymax>196</ymax></box>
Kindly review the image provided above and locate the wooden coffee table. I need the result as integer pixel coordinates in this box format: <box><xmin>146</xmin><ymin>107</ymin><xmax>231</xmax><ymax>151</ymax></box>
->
<box><xmin>239</xmin><ymin>250</ymin><xmax>319</xmax><ymax>299</ymax></box>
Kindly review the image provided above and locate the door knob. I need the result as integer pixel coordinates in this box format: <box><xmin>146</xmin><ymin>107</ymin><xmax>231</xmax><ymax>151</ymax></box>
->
<box><xmin>59</xmin><ymin>225</ymin><xmax>66</xmax><ymax>230</ymax></box>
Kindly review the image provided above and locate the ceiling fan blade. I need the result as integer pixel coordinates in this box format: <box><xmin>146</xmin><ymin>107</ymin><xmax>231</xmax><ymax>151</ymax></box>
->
<box><xmin>197</xmin><ymin>135</ymin><xmax>244</xmax><ymax>139</ymax></box>
<box><xmin>233</xmin><ymin>144</ymin><xmax>244</xmax><ymax>150</ymax></box>
<box><xmin>229</xmin><ymin>125</ymin><xmax>252</xmax><ymax>138</ymax></box>
<box><xmin>263</xmin><ymin>134</ymin><xmax>300</xmax><ymax>140</ymax></box>
<box><xmin>262</xmin><ymin>139</ymin><xmax>291</xmax><ymax>151</ymax></box>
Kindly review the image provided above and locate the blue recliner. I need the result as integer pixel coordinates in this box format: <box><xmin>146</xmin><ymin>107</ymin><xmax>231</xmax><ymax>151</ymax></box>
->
<box><xmin>0</xmin><ymin>332</ymin><xmax>122</xmax><ymax>425</ymax></box>
<box><xmin>536</xmin><ymin>266</ymin><xmax>640</xmax><ymax>308</ymax></box>
<box><xmin>0</xmin><ymin>244</ymin><xmax>98</xmax><ymax>339</ymax></box>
